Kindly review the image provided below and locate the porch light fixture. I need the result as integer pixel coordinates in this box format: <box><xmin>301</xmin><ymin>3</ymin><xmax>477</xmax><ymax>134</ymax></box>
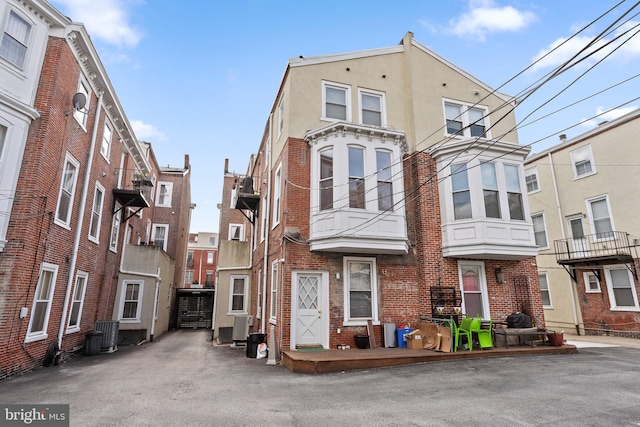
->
<box><xmin>495</xmin><ymin>268</ymin><xmax>505</xmax><ymax>284</ymax></box>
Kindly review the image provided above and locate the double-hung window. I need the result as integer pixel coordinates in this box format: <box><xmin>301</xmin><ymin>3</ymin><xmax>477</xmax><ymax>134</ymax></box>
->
<box><xmin>207</xmin><ymin>252</ymin><xmax>214</xmax><ymax>264</ymax></box>
<box><xmin>152</xmin><ymin>224</ymin><xmax>169</xmax><ymax>251</ymax></box>
<box><xmin>74</xmin><ymin>79</ymin><xmax>90</xmax><ymax>128</ymax></box>
<box><xmin>587</xmin><ymin>195</ymin><xmax>613</xmax><ymax>239</ymax></box>
<box><xmin>525</xmin><ymin>167</ymin><xmax>539</xmax><ymax>193</ymax></box>
<box><xmin>376</xmin><ymin>150</ymin><xmax>393</xmax><ymax>211</ymax></box>
<box><xmin>229</xmin><ymin>275</ymin><xmax>248</xmax><ymax>313</ymax></box>
<box><xmin>359</xmin><ymin>89</ymin><xmax>385</xmax><ymax>127</ymax></box>
<box><xmin>322</xmin><ymin>81</ymin><xmax>351</xmax><ymax>121</ymax></box>
<box><xmin>68</xmin><ymin>271</ymin><xmax>88</xmax><ymax>332</ymax></box>
<box><xmin>109</xmin><ymin>205</ymin><xmax>121</xmax><ymax>252</ymax></box>
<box><xmin>278</xmin><ymin>97</ymin><xmax>284</xmax><ymax>135</ymax></box>
<box><xmin>481</xmin><ymin>162</ymin><xmax>500</xmax><ymax>218</ymax></box>
<box><xmin>0</xmin><ymin>10</ymin><xmax>31</xmax><ymax>69</ymax></box>
<box><xmin>120</xmin><ymin>281</ymin><xmax>143</xmax><ymax>322</ymax></box>
<box><xmin>348</xmin><ymin>146</ymin><xmax>365</xmax><ymax>209</ymax></box>
<box><xmin>344</xmin><ymin>257</ymin><xmax>378</xmax><ymax>323</ymax></box>
<box><xmin>319</xmin><ymin>148</ymin><xmax>333</xmax><ymax>210</ymax></box>
<box><xmin>272</xmin><ymin>165</ymin><xmax>281</xmax><ymax>226</ymax></box>
<box><xmin>156</xmin><ymin>182</ymin><xmax>173</xmax><ymax>207</ymax></box>
<box><xmin>539</xmin><ymin>273</ymin><xmax>552</xmax><ymax>307</ymax></box>
<box><xmin>570</xmin><ymin>145</ymin><xmax>595</xmax><ymax>178</ymax></box>
<box><xmin>451</xmin><ymin>163</ymin><xmax>471</xmax><ymax>219</ymax></box>
<box><xmin>101</xmin><ymin>121</ymin><xmax>112</xmax><ymax>160</ymax></box>
<box><xmin>505</xmin><ymin>164</ymin><xmax>524</xmax><ymax>220</ymax></box>
<box><xmin>584</xmin><ymin>272</ymin><xmax>600</xmax><ymax>293</ymax></box>
<box><xmin>55</xmin><ymin>154</ymin><xmax>80</xmax><ymax>228</ymax></box>
<box><xmin>229</xmin><ymin>224</ymin><xmax>244</xmax><ymax>241</ymax></box>
<box><xmin>604</xmin><ymin>266</ymin><xmax>639</xmax><ymax>310</ymax></box>
<box><xmin>88</xmin><ymin>183</ymin><xmax>105</xmax><ymax>242</ymax></box>
<box><xmin>444</xmin><ymin>101</ymin><xmax>488</xmax><ymax>138</ymax></box>
<box><xmin>185</xmin><ymin>270</ymin><xmax>194</xmax><ymax>284</ymax></box>
<box><xmin>25</xmin><ymin>263</ymin><xmax>58</xmax><ymax>342</ymax></box>
<box><xmin>531</xmin><ymin>213</ymin><xmax>548</xmax><ymax>248</ymax></box>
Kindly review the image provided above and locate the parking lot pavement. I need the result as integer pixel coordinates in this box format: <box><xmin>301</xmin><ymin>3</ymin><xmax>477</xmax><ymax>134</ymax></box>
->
<box><xmin>2</xmin><ymin>329</ymin><xmax>640</xmax><ymax>426</ymax></box>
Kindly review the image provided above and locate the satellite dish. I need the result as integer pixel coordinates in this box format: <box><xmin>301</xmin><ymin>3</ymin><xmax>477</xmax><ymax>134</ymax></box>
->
<box><xmin>72</xmin><ymin>92</ymin><xmax>87</xmax><ymax>110</ymax></box>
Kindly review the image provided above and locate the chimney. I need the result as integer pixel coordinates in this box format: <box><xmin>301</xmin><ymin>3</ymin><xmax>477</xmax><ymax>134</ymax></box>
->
<box><xmin>224</xmin><ymin>158</ymin><xmax>229</xmax><ymax>174</ymax></box>
<box><xmin>559</xmin><ymin>134</ymin><xmax>567</xmax><ymax>141</ymax></box>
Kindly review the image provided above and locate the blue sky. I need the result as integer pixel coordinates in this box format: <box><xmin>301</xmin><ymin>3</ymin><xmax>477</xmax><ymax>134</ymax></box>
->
<box><xmin>48</xmin><ymin>0</ymin><xmax>640</xmax><ymax>233</ymax></box>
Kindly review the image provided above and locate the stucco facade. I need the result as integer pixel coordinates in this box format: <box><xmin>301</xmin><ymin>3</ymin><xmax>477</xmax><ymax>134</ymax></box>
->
<box><xmin>526</xmin><ymin>109</ymin><xmax>640</xmax><ymax>337</ymax></box>
<box><xmin>219</xmin><ymin>32</ymin><xmax>544</xmax><ymax>358</ymax></box>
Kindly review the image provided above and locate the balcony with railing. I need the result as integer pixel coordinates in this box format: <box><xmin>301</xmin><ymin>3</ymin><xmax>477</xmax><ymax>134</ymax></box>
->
<box><xmin>554</xmin><ymin>231</ymin><xmax>634</xmax><ymax>266</ymax></box>
<box><xmin>113</xmin><ymin>170</ymin><xmax>153</xmax><ymax>221</ymax></box>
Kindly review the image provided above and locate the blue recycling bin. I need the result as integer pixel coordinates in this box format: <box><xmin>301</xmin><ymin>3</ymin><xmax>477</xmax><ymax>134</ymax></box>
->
<box><xmin>396</xmin><ymin>327</ymin><xmax>413</xmax><ymax>348</ymax></box>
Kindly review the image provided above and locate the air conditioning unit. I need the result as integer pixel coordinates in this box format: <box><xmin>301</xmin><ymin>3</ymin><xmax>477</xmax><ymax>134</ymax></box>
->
<box><xmin>94</xmin><ymin>320</ymin><xmax>119</xmax><ymax>353</ymax></box>
<box><xmin>231</xmin><ymin>314</ymin><xmax>254</xmax><ymax>343</ymax></box>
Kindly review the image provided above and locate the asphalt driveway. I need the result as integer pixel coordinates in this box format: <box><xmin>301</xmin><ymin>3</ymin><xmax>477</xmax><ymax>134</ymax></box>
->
<box><xmin>1</xmin><ymin>329</ymin><xmax>640</xmax><ymax>426</ymax></box>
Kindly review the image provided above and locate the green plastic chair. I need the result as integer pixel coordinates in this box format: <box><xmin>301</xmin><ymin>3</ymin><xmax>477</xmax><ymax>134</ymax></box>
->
<box><xmin>474</xmin><ymin>317</ymin><xmax>493</xmax><ymax>349</ymax></box>
<box><xmin>456</xmin><ymin>317</ymin><xmax>475</xmax><ymax>352</ymax></box>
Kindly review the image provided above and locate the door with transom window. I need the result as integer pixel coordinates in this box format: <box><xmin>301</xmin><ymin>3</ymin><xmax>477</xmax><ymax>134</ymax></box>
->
<box><xmin>292</xmin><ymin>272</ymin><xmax>327</xmax><ymax>348</ymax></box>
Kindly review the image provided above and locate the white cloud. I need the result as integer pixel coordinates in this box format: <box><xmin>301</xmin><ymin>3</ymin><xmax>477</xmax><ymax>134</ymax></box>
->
<box><xmin>131</xmin><ymin>120</ymin><xmax>166</xmax><ymax>141</ymax></box>
<box><xmin>580</xmin><ymin>106</ymin><xmax>638</xmax><ymax>127</ymax></box>
<box><xmin>52</xmin><ymin>0</ymin><xmax>142</xmax><ymax>48</ymax></box>
<box><xmin>531</xmin><ymin>21</ymin><xmax>640</xmax><ymax>72</ymax></box>
<box><xmin>448</xmin><ymin>0</ymin><xmax>537</xmax><ymax>41</ymax></box>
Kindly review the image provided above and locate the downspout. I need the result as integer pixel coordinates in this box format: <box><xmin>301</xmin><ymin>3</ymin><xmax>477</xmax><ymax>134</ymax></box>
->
<box><xmin>261</xmin><ymin>113</ymin><xmax>273</xmax><ymax>334</ymax></box>
<box><xmin>57</xmin><ymin>93</ymin><xmax>103</xmax><ymax>349</ymax></box>
<box><xmin>150</xmin><ymin>267</ymin><xmax>161</xmax><ymax>342</ymax></box>
<box><xmin>548</xmin><ymin>152</ymin><xmax>579</xmax><ymax>333</ymax></box>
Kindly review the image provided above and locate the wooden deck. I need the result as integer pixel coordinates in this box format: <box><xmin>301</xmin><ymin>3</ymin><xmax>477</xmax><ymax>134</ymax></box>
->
<box><xmin>282</xmin><ymin>343</ymin><xmax>577</xmax><ymax>374</ymax></box>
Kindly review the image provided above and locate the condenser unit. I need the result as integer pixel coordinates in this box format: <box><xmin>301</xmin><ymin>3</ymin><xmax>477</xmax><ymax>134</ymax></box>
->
<box><xmin>94</xmin><ymin>320</ymin><xmax>119</xmax><ymax>353</ymax></box>
<box><xmin>231</xmin><ymin>314</ymin><xmax>254</xmax><ymax>344</ymax></box>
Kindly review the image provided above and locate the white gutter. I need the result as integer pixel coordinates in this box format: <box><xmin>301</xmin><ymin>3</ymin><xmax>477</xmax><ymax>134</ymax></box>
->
<box><xmin>150</xmin><ymin>268</ymin><xmax>161</xmax><ymax>341</ymax></box>
<box><xmin>261</xmin><ymin>113</ymin><xmax>273</xmax><ymax>334</ymax></box>
<box><xmin>57</xmin><ymin>94</ymin><xmax>103</xmax><ymax>348</ymax></box>
<box><xmin>548</xmin><ymin>153</ymin><xmax>579</xmax><ymax>332</ymax></box>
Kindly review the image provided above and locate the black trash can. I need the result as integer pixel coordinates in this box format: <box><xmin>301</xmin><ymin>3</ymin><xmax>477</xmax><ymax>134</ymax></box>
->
<box><xmin>246</xmin><ymin>333</ymin><xmax>266</xmax><ymax>358</ymax></box>
<box><xmin>85</xmin><ymin>330</ymin><xmax>103</xmax><ymax>356</ymax></box>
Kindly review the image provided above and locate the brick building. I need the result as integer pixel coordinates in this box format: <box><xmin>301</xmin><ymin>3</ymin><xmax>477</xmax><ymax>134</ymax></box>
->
<box><xmin>0</xmin><ymin>0</ymin><xmax>190</xmax><ymax>377</ymax></box>
<box><xmin>219</xmin><ymin>32</ymin><xmax>544</xmax><ymax>358</ymax></box>
<box><xmin>186</xmin><ymin>232</ymin><xmax>218</xmax><ymax>288</ymax></box>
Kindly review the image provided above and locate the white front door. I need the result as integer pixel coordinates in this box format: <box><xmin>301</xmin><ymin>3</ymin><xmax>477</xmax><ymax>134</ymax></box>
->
<box><xmin>293</xmin><ymin>272</ymin><xmax>326</xmax><ymax>348</ymax></box>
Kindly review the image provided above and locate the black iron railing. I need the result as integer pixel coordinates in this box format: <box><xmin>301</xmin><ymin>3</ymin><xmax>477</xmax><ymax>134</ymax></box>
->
<box><xmin>554</xmin><ymin>231</ymin><xmax>633</xmax><ymax>264</ymax></box>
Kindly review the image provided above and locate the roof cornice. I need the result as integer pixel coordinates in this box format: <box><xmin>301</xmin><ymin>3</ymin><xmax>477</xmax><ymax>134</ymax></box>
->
<box><xmin>304</xmin><ymin>121</ymin><xmax>408</xmax><ymax>153</ymax></box>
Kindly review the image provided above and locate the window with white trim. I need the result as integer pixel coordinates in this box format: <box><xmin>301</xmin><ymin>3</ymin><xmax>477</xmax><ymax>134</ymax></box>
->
<box><xmin>539</xmin><ymin>273</ymin><xmax>552</xmax><ymax>307</ymax></box>
<box><xmin>319</xmin><ymin>148</ymin><xmax>333</xmax><ymax>211</ymax></box>
<box><xmin>322</xmin><ymin>81</ymin><xmax>351</xmax><ymax>121</ymax></box>
<box><xmin>584</xmin><ymin>272</ymin><xmax>601</xmax><ymax>293</ymax></box>
<box><xmin>278</xmin><ymin>97</ymin><xmax>284</xmax><ymax>135</ymax></box>
<box><xmin>229</xmin><ymin>223</ymin><xmax>244</xmax><ymax>241</ymax></box>
<box><xmin>272</xmin><ymin>165</ymin><xmax>281</xmax><ymax>227</ymax></box>
<box><xmin>207</xmin><ymin>252</ymin><xmax>213</xmax><ymax>264</ymax></box>
<box><xmin>0</xmin><ymin>124</ymin><xmax>6</xmax><ymax>161</ymax></box>
<box><xmin>67</xmin><ymin>271</ymin><xmax>88</xmax><ymax>332</ymax></box>
<box><xmin>358</xmin><ymin>88</ymin><xmax>385</xmax><ymax>127</ymax></box>
<box><xmin>505</xmin><ymin>164</ymin><xmax>524</xmax><ymax>220</ymax></box>
<box><xmin>110</xmin><ymin>205</ymin><xmax>121</xmax><ymax>252</ymax></box>
<box><xmin>25</xmin><ymin>263</ymin><xmax>58</xmax><ymax>342</ymax></box>
<box><xmin>444</xmin><ymin>101</ymin><xmax>488</xmax><ymax>138</ymax></box>
<box><xmin>525</xmin><ymin>167</ymin><xmax>539</xmax><ymax>193</ymax></box>
<box><xmin>458</xmin><ymin>261</ymin><xmax>489</xmax><ymax>319</ymax></box>
<box><xmin>156</xmin><ymin>182</ymin><xmax>173</xmax><ymax>207</ymax></box>
<box><xmin>348</xmin><ymin>146</ymin><xmax>365</xmax><ymax>209</ymax></box>
<box><xmin>260</xmin><ymin>193</ymin><xmax>267</xmax><ymax>242</ymax></box>
<box><xmin>101</xmin><ymin>121</ymin><xmax>112</xmax><ymax>160</ymax></box>
<box><xmin>481</xmin><ymin>162</ymin><xmax>500</xmax><ymax>218</ymax></box>
<box><xmin>376</xmin><ymin>150</ymin><xmax>393</xmax><ymax>211</ymax></box>
<box><xmin>451</xmin><ymin>163</ymin><xmax>472</xmax><ymax>219</ymax></box>
<box><xmin>209</xmin><ymin>236</ymin><xmax>216</xmax><ymax>246</ymax></box>
<box><xmin>531</xmin><ymin>213</ymin><xmax>548</xmax><ymax>248</ymax></box>
<box><xmin>344</xmin><ymin>257</ymin><xmax>378</xmax><ymax>324</ymax></box>
<box><xmin>74</xmin><ymin>79</ymin><xmax>90</xmax><ymax>128</ymax></box>
<box><xmin>257</xmin><ymin>268</ymin><xmax>262</xmax><ymax>319</ymax></box>
<box><xmin>119</xmin><ymin>281</ymin><xmax>143</xmax><ymax>322</ymax></box>
<box><xmin>152</xmin><ymin>224</ymin><xmax>169</xmax><ymax>251</ymax></box>
<box><xmin>185</xmin><ymin>270</ymin><xmax>194</xmax><ymax>284</ymax></box>
<box><xmin>229</xmin><ymin>275</ymin><xmax>248</xmax><ymax>313</ymax></box>
<box><xmin>570</xmin><ymin>145</ymin><xmax>595</xmax><ymax>178</ymax></box>
<box><xmin>88</xmin><ymin>183</ymin><xmax>105</xmax><ymax>243</ymax></box>
<box><xmin>270</xmin><ymin>261</ymin><xmax>278</xmax><ymax>321</ymax></box>
<box><xmin>604</xmin><ymin>266</ymin><xmax>639</xmax><ymax>310</ymax></box>
<box><xmin>587</xmin><ymin>195</ymin><xmax>613</xmax><ymax>239</ymax></box>
<box><xmin>0</xmin><ymin>10</ymin><xmax>32</xmax><ymax>69</ymax></box>
<box><xmin>55</xmin><ymin>153</ymin><xmax>80</xmax><ymax>228</ymax></box>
